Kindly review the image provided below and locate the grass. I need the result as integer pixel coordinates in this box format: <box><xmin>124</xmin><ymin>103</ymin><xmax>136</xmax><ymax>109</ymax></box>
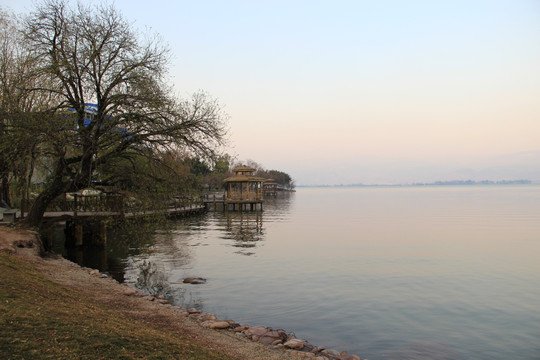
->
<box><xmin>0</xmin><ymin>251</ymin><xmax>232</xmax><ymax>360</ymax></box>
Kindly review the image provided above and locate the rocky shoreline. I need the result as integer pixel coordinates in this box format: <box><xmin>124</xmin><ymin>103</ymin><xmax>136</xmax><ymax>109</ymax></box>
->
<box><xmin>1</xmin><ymin>226</ymin><xmax>363</xmax><ymax>360</ymax></box>
<box><xmin>104</xmin><ymin>267</ymin><xmax>363</xmax><ymax>360</ymax></box>
<box><xmin>107</xmin><ymin>268</ymin><xmax>362</xmax><ymax>360</ymax></box>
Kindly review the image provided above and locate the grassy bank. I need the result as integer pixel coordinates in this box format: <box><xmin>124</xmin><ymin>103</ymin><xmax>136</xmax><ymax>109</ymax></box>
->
<box><xmin>0</xmin><ymin>251</ymin><xmax>232</xmax><ymax>360</ymax></box>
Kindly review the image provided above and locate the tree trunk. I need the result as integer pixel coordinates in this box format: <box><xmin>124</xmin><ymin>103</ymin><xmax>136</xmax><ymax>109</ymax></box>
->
<box><xmin>20</xmin><ymin>161</ymin><xmax>70</xmax><ymax>228</ymax></box>
<box><xmin>1</xmin><ymin>176</ymin><xmax>10</xmax><ymax>207</ymax></box>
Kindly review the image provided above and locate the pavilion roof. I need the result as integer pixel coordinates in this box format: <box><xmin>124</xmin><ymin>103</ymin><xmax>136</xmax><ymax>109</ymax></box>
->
<box><xmin>223</xmin><ymin>174</ymin><xmax>267</xmax><ymax>183</ymax></box>
<box><xmin>231</xmin><ymin>165</ymin><xmax>257</xmax><ymax>173</ymax></box>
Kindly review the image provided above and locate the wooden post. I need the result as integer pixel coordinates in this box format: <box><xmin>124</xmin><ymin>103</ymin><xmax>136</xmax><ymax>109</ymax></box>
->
<box><xmin>96</xmin><ymin>220</ymin><xmax>107</xmax><ymax>247</ymax></box>
<box><xmin>74</xmin><ymin>194</ymin><xmax>78</xmax><ymax>217</ymax></box>
<box><xmin>74</xmin><ymin>221</ymin><xmax>83</xmax><ymax>247</ymax></box>
<box><xmin>45</xmin><ymin>223</ymin><xmax>54</xmax><ymax>250</ymax></box>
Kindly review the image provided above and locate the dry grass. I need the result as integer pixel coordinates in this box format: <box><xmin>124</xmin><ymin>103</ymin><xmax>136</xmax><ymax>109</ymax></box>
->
<box><xmin>0</xmin><ymin>251</ymin><xmax>232</xmax><ymax>360</ymax></box>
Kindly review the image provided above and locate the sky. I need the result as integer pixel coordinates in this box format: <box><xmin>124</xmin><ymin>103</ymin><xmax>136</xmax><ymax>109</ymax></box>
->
<box><xmin>3</xmin><ymin>0</ymin><xmax>540</xmax><ymax>185</ymax></box>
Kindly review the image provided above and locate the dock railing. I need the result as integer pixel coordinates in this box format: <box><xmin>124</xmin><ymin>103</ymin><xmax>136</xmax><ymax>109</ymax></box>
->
<box><xmin>23</xmin><ymin>192</ymin><xmax>204</xmax><ymax>217</ymax></box>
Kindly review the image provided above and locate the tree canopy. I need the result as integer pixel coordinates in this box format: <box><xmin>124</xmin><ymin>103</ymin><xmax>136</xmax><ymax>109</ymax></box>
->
<box><xmin>1</xmin><ymin>1</ymin><xmax>228</xmax><ymax>226</ymax></box>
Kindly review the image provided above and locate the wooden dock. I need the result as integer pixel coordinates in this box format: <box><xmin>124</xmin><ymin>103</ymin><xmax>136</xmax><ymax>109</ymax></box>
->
<box><xmin>19</xmin><ymin>194</ymin><xmax>207</xmax><ymax>249</ymax></box>
<box><xmin>39</xmin><ymin>204</ymin><xmax>205</xmax><ymax>222</ymax></box>
<box><xmin>203</xmin><ymin>194</ymin><xmax>263</xmax><ymax>211</ymax></box>
<box><xmin>14</xmin><ymin>191</ymin><xmax>263</xmax><ymax>250</ymax></box>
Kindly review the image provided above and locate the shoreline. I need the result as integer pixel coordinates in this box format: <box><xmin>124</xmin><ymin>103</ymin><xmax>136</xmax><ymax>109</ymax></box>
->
<box><xmin>0</xmin><ymin>226</ymin><xmax>363</xmax><ymax>360</ymax></box>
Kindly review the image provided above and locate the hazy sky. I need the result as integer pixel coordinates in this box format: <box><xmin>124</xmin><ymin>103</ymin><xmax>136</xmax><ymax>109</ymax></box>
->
<box><xmin>3</xmin><ymin>1</ymin><xmax>540</xmax><ymax>184</ymax></box>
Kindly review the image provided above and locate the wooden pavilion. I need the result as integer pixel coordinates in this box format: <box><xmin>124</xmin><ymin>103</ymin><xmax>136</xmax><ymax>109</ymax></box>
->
<box><xmin>223</xmin><ymin>165</ymin><xmax>266</xmax><ymax>211</ymax></box>
<box><xmin>263</xmin><ymin>179</ymin><xmax>279</xmax><ymax>197</ymax></box>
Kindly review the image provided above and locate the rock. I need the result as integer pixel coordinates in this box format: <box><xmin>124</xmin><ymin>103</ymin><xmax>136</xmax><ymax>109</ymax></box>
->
<box><xmin>289</xmin><ymin>350</ymin><xmax>315</xmax><ymax>358</ymax></box>
<box><xmin>208</xmin><ymin>321</ymin><xmax>230</xmax><ymax>329</ymax></box>
<box><xmin>321</xmin><ymin>349</ymin><xmax>341</xmax><ymax>359</ymax></box>
<box><xmin>339</xmin><ymin>355</ymin><xmax>362</xmax><ymax>360</ymax></box>
<box><xmin>233</xmin><ymin>325</ymin><xmax>249</xmax><ymax>332</ymax></box>
<box><xmin>201</xmin><ymin>313</ymin><xmax>217</xmax><ymax>321</ymax></box>
<box><xmin>258</xmin><ymin>335</ymin><xmax>277</xmax><ymax>345</ymax></box>
<box><xmin>89</xmin><ymin>269</ymin><xmax>99</xmax><ymax>276</ymax></box>
<box><xmin>258</xmin><ymin>328</ymin><xmax>287</xmax><ymax>345</ymax></box>
<box><xmin>301</xmin><ymin>342</ymin><xmax>315</xmax><ymax>352</ymax></box>
<box><xmin>183</xmin><ymin>277</ymin><xmax>206</xmax><ymax>284</ymax></box>
<box><xmin>123</xmin><ymin>288</ymin><xmax>137</xmax><ymax>296</ymax></box>
<box><xmin>187</xmin><ymin>308</ymin><xmax>202</xmax><ymax>314</ymax></box>
<box><xmin>284</xmin><ymin>338</ymin><xmax>307</xmax><ymax>350</ymax></box>
<box><xmin>157</xmin><ymin>299</ymin><xmax>169</xmax><ymax>304</ymax></box>
<box><xmin>244</xmin><ymin>326</ymin><xmax>268</xmax><ymax>338</ymax></box>
<box><xmin>201</xmin><ymin>320</ymin><xmax>230</xmax><ymax>329</ymax></box>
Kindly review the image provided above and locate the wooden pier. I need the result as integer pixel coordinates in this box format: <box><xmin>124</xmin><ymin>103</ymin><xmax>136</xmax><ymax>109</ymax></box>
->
<box><xmin>24</xmin><ymin>193</ymin><xmax>207</xmax><ymax>249</ymax></box>
<box><xmin>220</xmin><ymin>165</ymin><xmax>265</xmax><ymax>211</ymax></box>
<box><xmin>203</xmin><ymin>194</ymin><xmax>263</xmax><ymax>211</ymax></box>
<box><xmin>40</xmin><ymin>204</ymin><xmax>205</xmax><ymax>222</ymax></box>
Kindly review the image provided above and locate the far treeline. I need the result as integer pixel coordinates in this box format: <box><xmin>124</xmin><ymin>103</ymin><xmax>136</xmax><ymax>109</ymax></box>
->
<box><xmin>0</xmin><ymin>1</ymin><xmax>294</xmax><ymax>227</ymax></box>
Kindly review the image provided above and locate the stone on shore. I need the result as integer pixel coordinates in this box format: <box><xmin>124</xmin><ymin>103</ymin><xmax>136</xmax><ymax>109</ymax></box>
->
<box><xmin>244</xmin><ymin>326</ymin><xmax>268</xmax><ymax>340</ymax></box>
<box><xmin>201</xmin><ymin>320</ymin><xmax>231</xmax><ymax>329</ymax></box>
<box><xmin>183</xmin><ymin>277</ymin><xmax>206</xmax><ymax>284</ymax></box>
<box><xmin>321</xmin><ymin>349</ymin><xmax>341</xmax><ymax>359</ymax></box>
<box><xmin>284</xmin><ymin>338</ymin><xmax>307</xmax><ymax>350</ymax></box>
<box><xmin>123</xmin><ymin>288</ymin><xmax>138</xmax><ymax>296</ymax></box>
<box><xmin>201</xmin><ymin>313</ymin><xmax>217</xmax><ymax>321</ymax></box>
<box><xmin>233</xmin><ymin>325</ymin><xmax>249</xmax><ymax>332</ymax></box>
<box><xmin>258</xmin><ymin>328</ymin><xmax>287</xmax><ymax>345</ymax></box>
<box><xmin>340</xmin><ymin>354</ymin><xmax>362</xmax><ymax>360</ymax></box>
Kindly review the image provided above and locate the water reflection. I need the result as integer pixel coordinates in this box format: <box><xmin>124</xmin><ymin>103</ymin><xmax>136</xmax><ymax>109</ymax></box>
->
<box><xmin>220</xmin><ymin>211</ymin><xmax>264</xmax><ymax>255</ymax></box>
<box><xmin>51</xmin><ymin>219</ymin><xmax>175</xmax><ymax>283</ymax></box>
<box><xmin>135</xmin><ymin>260</ymin><xmax>173</xmax><ymax>296</ymax></box>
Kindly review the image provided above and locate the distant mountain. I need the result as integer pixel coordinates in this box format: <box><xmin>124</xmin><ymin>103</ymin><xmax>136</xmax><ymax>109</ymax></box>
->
<box><xmin>295</xmin><ymin>151</ymin><xmax>540</xmax><ymax>186</ymax></box>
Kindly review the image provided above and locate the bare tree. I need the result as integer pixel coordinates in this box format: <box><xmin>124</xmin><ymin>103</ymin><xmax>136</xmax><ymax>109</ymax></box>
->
<box><xmin>19</xmin><ymin>0</ymin><xmax>227</xmax><ymax>227</ymax></box>
<box><xmin>0</xmin><ymin>7</ymin><xmax>49</xmax><ymax>208</ymax></box>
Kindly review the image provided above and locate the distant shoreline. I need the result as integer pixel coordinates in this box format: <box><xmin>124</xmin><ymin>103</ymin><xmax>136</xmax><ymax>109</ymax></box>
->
<box><xmin>298</xmin><ymin>179</ymin><xmax>534</xmax><ymax>188</ymax></box>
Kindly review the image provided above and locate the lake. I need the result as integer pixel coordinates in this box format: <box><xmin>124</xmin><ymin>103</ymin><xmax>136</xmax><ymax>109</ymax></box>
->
<box><xmin>59</xmin><ymin>185</ymin><xmax>540</xmax><ymax>359</ymax></box>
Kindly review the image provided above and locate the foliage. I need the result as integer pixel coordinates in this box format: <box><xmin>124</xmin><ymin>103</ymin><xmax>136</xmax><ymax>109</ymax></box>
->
<box><xmin>10</xmin><ymin>0</ymin><xmax>228</xmax><ymax>226</ymax></box>
<box><xmin>260</xmin><ymin>169</ymin><xmax>295</xmax><ymax>189</ymax></box>
<box><xmin>234</xmin><ymin>160</ymin><xmax>295</xmax><ymax>189</ymax></box>
<box><xmin>1</xmin><ymin>1</ymin><xmax>295</xmax><ymax>226</ymax></box>
<box><xmin>0</xmin><ymin>8</ymin><xmax>50</xmax><ymax>208</ymax></box>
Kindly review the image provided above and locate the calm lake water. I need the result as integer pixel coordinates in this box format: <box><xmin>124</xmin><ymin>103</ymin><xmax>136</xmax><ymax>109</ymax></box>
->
<box><xmin>59</xmin><ymin>186</ymin><xmax>540</xmax><ymax>359</ymax></box>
